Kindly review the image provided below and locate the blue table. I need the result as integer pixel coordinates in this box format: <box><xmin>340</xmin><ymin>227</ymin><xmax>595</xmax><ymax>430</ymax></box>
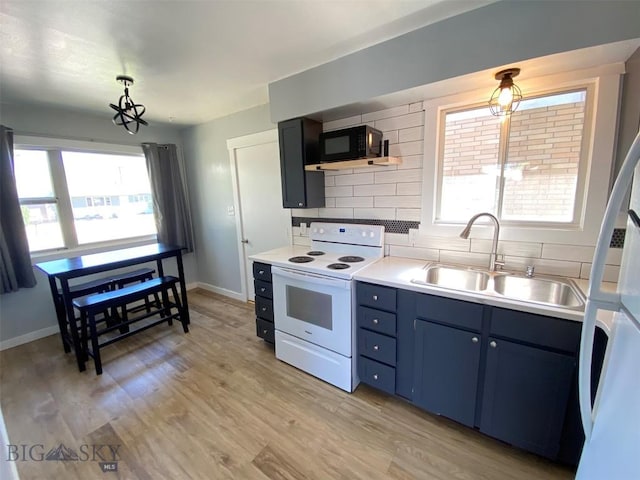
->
<box><xmin>35</xmin><ymin>243</ymin><xmax>190</xmax><ymax>372</ymax></box>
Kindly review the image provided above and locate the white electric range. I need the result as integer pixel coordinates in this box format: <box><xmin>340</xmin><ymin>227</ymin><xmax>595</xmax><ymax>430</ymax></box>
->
<box><xmin>253</xmin><ymin>222</ymin><xmax>385</xmax><ymax>392</ymax></box>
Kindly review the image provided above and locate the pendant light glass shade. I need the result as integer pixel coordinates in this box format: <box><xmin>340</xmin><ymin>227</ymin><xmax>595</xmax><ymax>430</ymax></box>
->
<box><xmin>489</xmin><ymin>68</ymin><xmax>522</xmax><ymax>117</ymax></box>
<box><xmin>109</xmin><ymin>75</ymin><xmax>148</xmax><ymax>134</ymax></box>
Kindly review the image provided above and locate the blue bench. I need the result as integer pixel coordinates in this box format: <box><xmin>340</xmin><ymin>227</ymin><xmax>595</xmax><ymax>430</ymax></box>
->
<box><xmin>73</xmin><ymin>275</ymin><xmax>189</xmax><ymax>375</ymax></box>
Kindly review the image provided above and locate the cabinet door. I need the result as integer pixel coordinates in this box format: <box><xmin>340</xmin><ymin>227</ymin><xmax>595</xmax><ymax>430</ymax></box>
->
<box><xmin>480</xmin><ymin>338</ymin><xmax>575</xmax><ymax>459</ymax></box>
<box><xmin>413</xmin><ymin>320</ymin><xmax>481</xmax><ymax>427</ymax></box>
<box><xmin>278</xmin><ymin>118</ymin><xmax>324</xmax><ymax>208</ymax></box>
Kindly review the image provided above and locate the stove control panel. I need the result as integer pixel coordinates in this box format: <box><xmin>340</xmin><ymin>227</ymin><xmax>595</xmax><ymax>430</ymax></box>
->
<box><xmin>309</xmin><ymin>222</ymin><xmax>384</xmax><ymax>247</ymax></box>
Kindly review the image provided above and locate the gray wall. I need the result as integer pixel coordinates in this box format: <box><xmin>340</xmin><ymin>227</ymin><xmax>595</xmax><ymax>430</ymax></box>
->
<box><xmin>269</xmin><ymin>0</ymin><xmax>640</xmax><ymax>122</ymax></box>
<box><xmin>0</xmin><ymin>103</ymin><xmax>196</xmax><ymax>345</ymax></box>
<box><xmin>181</xmin><ymin>104</ymin><xmax>275</xmax><ymax>294</ymax></box>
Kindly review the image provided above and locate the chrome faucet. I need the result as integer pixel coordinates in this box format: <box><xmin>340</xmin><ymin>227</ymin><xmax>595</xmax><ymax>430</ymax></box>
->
<box><xmin>459</xmin><ymin>212</ymin><xmax>504</xmax><ymax>272</ymax></box>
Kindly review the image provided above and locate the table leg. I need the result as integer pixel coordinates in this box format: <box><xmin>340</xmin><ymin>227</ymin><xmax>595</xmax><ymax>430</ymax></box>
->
<box><xmin>175</xmin><ymin>250</ymin><xmax>190</xmax><ymax>325</ymax></box>
<box><xmin>60</xmin><ymin>278</ymin><xmax>86</xmax><ymax>372</ymax></box>
<box><xmin>156</xmin><ymin>258</ymin><xmax>165</xmax><ymax>277</ymax></box>
<box><xmin>48</xmin><ymin>276</ymin><xmax>71</xmax><ymax>353</ymax></box>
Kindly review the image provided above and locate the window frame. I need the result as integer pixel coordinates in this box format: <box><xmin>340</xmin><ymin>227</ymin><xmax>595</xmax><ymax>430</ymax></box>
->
<box><xmin>419</xmin><ymin>65</ymin><xmax>624</xmax><ymax>246</ymax></box>
<box><xmin>14</xmin><ymin>136</ymin><xmax>158</xmax><ymax>261</ymax></box>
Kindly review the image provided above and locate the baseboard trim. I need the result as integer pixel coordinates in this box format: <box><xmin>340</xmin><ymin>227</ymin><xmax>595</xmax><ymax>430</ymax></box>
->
<box><xmin>196</xmin><ymin>282</ymin><xmax>246</xmax><ymax>302</ymax></box>
<box><xmin>0</xmin><ymin>325</ymin><xmax>59</xmax><ymax>352</ymax></box>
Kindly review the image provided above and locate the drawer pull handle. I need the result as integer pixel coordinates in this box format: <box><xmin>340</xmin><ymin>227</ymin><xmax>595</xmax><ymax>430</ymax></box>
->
<box><xmin>373</xmin><ymin>295</ymin><xmax>378</xmax><ymax>301</ymax></box>
<box><xmin>472</xmin><ymin>337</ymin><xmax>479</xmax><ymax>343</ymax></box>
<box><xmin>263</xmin><ymin>329</ymin><xmax>268</xmax><ymax>335</ymax></box>
<box><xmin>298</xmin><ymin>202</ymin><xmax>303</xmax><ymax>207</ymax></box>
<box><xmin>372</xmin><ymin>318</ymin><xmax>379</xmax><ymax>325</ymax></box>
<box><xmin>260</xmin><ymin>288</ymin><xmax>266</xmax><ymax>292</ymax></box>
<box><xmin>261</xmin><ymin>307</ymin><xmax>267</xmax><ymax>311</ymax></box>
<box><xmin>373</xmin><ymin>345</ymin><xmax>379</xmax><ymax>351</ymax></box>
<box><xmin>259</xmin><ymin>270</ymin><xmax>264</xmax><ymax>275</ymax></box>
<box><xmin>373</xmin><ymin>374</ymin><xmax>378</xmax><ymax>380</ymax></box>
<box><xmin>490</xmin><ymin>341</ymin><xmax>497</xmax><ymax>348</ymax></box>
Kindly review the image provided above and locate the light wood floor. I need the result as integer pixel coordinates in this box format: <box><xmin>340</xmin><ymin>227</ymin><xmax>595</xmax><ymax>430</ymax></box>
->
<box><xmin>0</xmin><ymin>289</ymin><xmax>574</xmax><ymax>479</ymax></box>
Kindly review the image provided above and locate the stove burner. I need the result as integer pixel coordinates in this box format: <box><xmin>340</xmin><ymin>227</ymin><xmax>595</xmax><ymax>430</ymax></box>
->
<box><xmin>327</xmin><ymin>263</ymin><xmax>350</xmax><ymax>270</ymax></box>
<box><xmin>289</xmin><ymin>256</ymin><xmax>314</xmax><ymax>263</ymax></box>
<box><xmin>307</xmin><ymin>251</ymin><xmax>325</xmax><ymax>256</ymax></box>
<box><xmin>338</xmin><ymin>255</ymin><xmax>365</xmax><ymax>263</ymax></box>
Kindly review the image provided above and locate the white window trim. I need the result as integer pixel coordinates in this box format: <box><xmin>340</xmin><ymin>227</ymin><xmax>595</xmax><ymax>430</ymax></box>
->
<box><xmin>14</xmin><ymin>135</ymin><xmax>158</xmax><ymax>261</ymax></box>
<box><xmin>420</xmin><ymin>64</ymin><xmax>624</xmax><ymax>246</ymax></box>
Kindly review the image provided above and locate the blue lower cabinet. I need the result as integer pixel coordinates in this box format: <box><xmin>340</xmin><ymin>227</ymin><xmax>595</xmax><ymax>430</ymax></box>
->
<box><xmin>479</xmin><ymin>337</ymin><xmax>575</xmax><ymax>459</ymax></box>
<box><xmin>358</xmin><ymin>356</ymin><xmax>395</xmax><ymax>395</ymax></box>
<box><xmin>413</xmin><ymin>320</ymin><xmax>481</xmax><ymax>428</ymax></box>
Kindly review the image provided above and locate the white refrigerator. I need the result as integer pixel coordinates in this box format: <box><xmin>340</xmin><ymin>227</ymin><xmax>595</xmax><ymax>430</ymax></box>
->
<box><xmin>576</xmin><ymin>129</ymin><xmax>640</xmax><ymax>479</ymax></box>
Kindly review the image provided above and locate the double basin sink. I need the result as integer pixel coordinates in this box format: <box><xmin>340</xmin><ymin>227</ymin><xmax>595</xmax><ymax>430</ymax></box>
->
<box><xmin>411</xmin><ymin>264</ymin><xmax>585</xmax><ymax>310</ymax></box>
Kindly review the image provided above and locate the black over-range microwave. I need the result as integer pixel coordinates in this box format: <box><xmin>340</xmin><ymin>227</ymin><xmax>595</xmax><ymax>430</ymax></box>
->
<box><xmin>319</xmin><ymin>125</ymin><xmax>383</xmax><ymax>163</ymax></box>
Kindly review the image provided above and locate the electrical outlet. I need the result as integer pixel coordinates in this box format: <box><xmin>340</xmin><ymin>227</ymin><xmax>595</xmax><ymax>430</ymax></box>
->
<box><xmin>300</xmin><ymin>222</ymin><xmax>307</xmax><ymax>235</ymax></box>
<box><xmin>408</xmin><ymin>228</ymin><xmax>418</xmax><ymax>245</ymax></box>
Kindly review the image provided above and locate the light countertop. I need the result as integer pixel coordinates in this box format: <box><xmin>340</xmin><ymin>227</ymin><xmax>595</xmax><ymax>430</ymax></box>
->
<box><xmin>354</xmin><ymin>256</ymin><xmax>616</xmax><ymax>334</ymax></box>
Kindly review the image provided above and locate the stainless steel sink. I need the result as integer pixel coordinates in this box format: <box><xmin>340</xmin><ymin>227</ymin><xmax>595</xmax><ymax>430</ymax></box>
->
<box><xmin>492</xmin><ymin>275</ymin><xmax>585</xmax><ymax>309</ymax></box>
<box><xmin>411</xmin><ymin>265</ymin><xmax>490</xmax><ymax>292</ymax></box>
<box><xmin>410</xmin><ymin>263</ymin><xmax>585</xmax><ymax>310</ymax></box>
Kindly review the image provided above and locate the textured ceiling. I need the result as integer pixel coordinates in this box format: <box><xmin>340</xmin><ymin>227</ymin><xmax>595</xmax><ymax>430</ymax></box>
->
<box><xmin>0</xmin><ymin>0</ymin><xmax>493</xmax><ymax>127</ymax></box>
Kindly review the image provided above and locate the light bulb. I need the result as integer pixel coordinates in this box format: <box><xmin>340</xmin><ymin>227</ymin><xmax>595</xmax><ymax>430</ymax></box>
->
<box><xmin>498</xmin><ymin>87</ymin><xmax>513</xmax><ymax>107</ymax></box>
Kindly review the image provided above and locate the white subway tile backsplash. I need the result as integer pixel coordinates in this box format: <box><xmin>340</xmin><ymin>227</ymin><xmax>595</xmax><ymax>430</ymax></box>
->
<box><xmin>323</xmin><ymin>115</ymin><xmax>362</xmax><ymax>131</ymax></box>
<box><xmin>324</xmin><ymin>197</ymin><xmax>336</xmax><ymax>207</ymax></box>
<box><xmin>336</xmin><ymin>196</ymin><xmax>374</xmax><ymax>208</ymax></box>
<box><xmin>292</xmin><ymin>208</ymin><xmax>319</xmax><ymax>217</ymax></box>
<box><xmin>409</xmin><ymin>102</ymin><xmax>424</xmax><ymax>113</ymax></box>
<box><xmin>439</xmin><ymin>251</ymin><xmax>492</xmax><ymax>268</ymax></box>
<box><xmin>471</xmin><ymin>239</ymin><xmax>542</xmax><ymax>258</ymax></box>
<box><xmin>397</xmin><ymin>155</ymin><xmax>423</xmax><ymax>170</ymax></box>
<box><xmin>397</xmin><ymin>182</ymin><xmax>422</xmax><ymax>196</ymax></box>
<box><xmin>385</xmin><ymin>232</ymin><xmax>410</xmax><ymax>246</ymax></box>
<box><xmin>353</xmin><ymin>183</ymin><xmax>396</xmax><ymax>196</ymax></box>
<box><xmin>319</xmin><ymin>207</ymin><xmax>353</xmax><ymax>218</ymax></box>
<box><xmin>414</xmin><ymin>234</ymin><xmax>470</xmax><ymax>252</ymax></box>
<box><xmin>353</xmin><ymin>208</ymin><xmax>396</xmax><ymax>220</ymax></box>
<box><xmin>606</xmin><ymin>248</ymin><xmax>623</xmax><ymax>266</ymax></box>
<box><xmin>542</xmin><ymin>244</ymin><xmax>595</xmax><ymax>263</ymax></box>
<box><xmin>362</xmin><ymin>105</ymin><xmax>410</xmax><ymax>122</ymax></box>
<box><xmin>382</xmin><ymin>130</ymin><xmax>399</xmax><ymax>144</ymax></box>
<box><xmin>390</xmin><ymin>245</ymin><xmax>439</xmax><ymax>261</ymax></box>
<box><xmin>374</xmin><ymin>111</ymin><xmax>424</xmax><ymax>131</ymax></box>
<box><xmin>325</xmin><ymin>185</ymin><xmax>353</xmax><ymax>197</ymax></box>
<box><xmin>324</xmin><ymin>176</ymin><xmax>335</xmax><ymax>187</ymax></box>
<box><xmin>375</xmin><ymin>195</ymin><xmax>421</xmax><ymax>208</ymax></box>
<box><xmin>504</xmin><ymin>256</ymin><xmax>582</xmax><ymax>278</ymax></box>
<box><xmin>399</xmin><ymin>126</ymin><xmax>423</xmax><ymax>143</ymax></box>
<box><xmin>389</xmin><ymin>140</ymin><xmax>424</xmax><ymax>157</ymax></box>
<box><xmin>375</xmin><ymin>168</ymin><xmax>422</xmax><ymax>184</ymax></box>
<box><xmin>580</xmin><ymin>263</ymin><xmax>620</xmax><ymax>282</ymax></box>
<box><xmin>293</xmin><ymin>235</ymin><xmax>311</xmax><ymax>247</ymax></box>
<box><xmin>396</xmin><ymin>209</ymin><xmax>421</xmax><ymax>221</ymax></box>
<box><xmin>334</xmin><ymin>172</ymin><xmax>375</xmax><ymax>186</ymax></box>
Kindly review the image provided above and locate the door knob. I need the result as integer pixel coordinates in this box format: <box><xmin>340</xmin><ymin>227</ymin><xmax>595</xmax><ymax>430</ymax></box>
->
<box><xmin>490</xmin><ymin>341</ymin><xmax>497</xmax><ymax>348</ymax></box>
<box><xmin>472</xmin><ymin>337</ymin><xmax>479</xmax><ymax>343</ymax></box>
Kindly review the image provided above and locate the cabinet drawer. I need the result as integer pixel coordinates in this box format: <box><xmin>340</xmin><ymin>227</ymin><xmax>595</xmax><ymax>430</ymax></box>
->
<box><xmin>490</xmin><ymin>308</ymin><xmax>581</xmax><ymax>353</ymax></box>
<box><xmin>357</xmin><ymin>306</ymin><xmax>396</xmax><ymax>336</ymax></box>
<box><xmin>253</xmin><ymin>262</ymin><xmax>272</xmax><ymax>282</ymax></box>
<box><xmin>415</xmin><ymin>293</ymin><xmax>483</xmax><ymax>332</ymax></box>
<box><xmin>358</xmin><ymin>356</ymin><xmax>395</xmax><ymax>395</ymax></box>
<box><xmin>256</xmin><ymin>318</ymin><xmax>275</xmax><ymax>344</ymax></box>
<box><xmin>254</xmin><ymin>279</ymin><xmax>273</xmax><ymax>299</ymax></box>
<box><xmin>357</xmin><ymin>282</ymin><xmax>396</xmax><ymax>312</ymax></box>
<box><xmin>255</xmin><ymin>295</ymin><xmax>273</xmax><ymax>322</ymax></box>
<box><xmin>358</xmin><ymin>329</ymin><xmax>397</xmax><ymax>366</ymax></box>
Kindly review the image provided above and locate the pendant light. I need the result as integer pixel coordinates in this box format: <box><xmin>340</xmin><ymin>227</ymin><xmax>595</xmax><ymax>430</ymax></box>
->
<box><xmin>489</xmin><ymin>68</ymin><xmax>522</xmax><ymax>117</ymax></box>
<box><xmin>109</xmin><ymin>75</ymin><xmax>148</xmax><ymax>134</ymax></box>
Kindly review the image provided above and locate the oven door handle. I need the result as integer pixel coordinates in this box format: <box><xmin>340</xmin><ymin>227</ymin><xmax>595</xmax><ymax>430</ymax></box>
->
<box><xmin>272</xmin><ymin>266</ymin><xmax>351</xmax><ymax>290</ymax></box>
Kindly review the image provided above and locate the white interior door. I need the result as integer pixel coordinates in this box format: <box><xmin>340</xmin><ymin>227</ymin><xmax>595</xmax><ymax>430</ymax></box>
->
<box><xmin>232</xmin><ymin>132</ymin><xmax>291</xmax><ymax>300</ymax></box>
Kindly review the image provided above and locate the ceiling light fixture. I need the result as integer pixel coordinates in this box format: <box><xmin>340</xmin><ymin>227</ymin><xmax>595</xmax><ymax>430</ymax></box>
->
<box><xmin>489</xmin><ymin>68</ymin><xmax>522</xmax><ymax>117</ymax></box>
<box><xmin>109</xmin><ymin>75</ymin><xmax>148</xmax><ymax>134</ymax></box>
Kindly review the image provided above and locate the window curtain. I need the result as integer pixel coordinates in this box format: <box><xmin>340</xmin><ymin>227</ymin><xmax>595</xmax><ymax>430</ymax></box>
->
<box><xmin>0</xmin><ymin>125</ymin><xmax>37</xmax><ymax>293</ymax></box>
<box><xmin>142</xmin><ymin>143</ymin><xmax>194</xmax><ymax>252</ymax></box>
